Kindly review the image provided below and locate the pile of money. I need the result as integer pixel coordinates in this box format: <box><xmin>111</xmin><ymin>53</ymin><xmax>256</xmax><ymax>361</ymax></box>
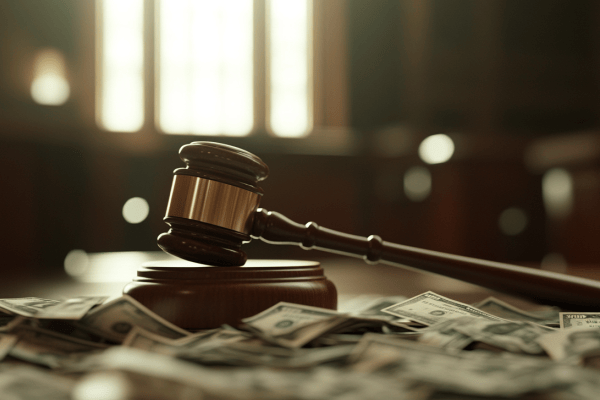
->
<box><xmin>1</xmin><ymin>291</ymin><xmax>600</xmax><ymax>399</ymax></box>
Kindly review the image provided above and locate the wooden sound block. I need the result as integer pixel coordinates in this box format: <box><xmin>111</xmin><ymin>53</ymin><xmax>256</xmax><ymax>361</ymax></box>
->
<box><xmin>122</xmin><ymin>259</ymin><xmax>337</xmax><ymax>331</ymax></box>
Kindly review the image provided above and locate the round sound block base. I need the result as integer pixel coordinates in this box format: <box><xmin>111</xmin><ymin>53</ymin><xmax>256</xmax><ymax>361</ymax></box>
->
<box><xmin>122</xmin><ymin>259</ymin><xmax>337</xmax><ymax>331</ymax></box>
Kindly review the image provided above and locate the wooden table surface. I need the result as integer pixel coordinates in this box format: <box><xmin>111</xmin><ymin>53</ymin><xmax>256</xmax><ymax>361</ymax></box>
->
<box><xmin>5</xmin><ymin>251</ymin><xmax>598</xmax><ymax>312</ymax></box>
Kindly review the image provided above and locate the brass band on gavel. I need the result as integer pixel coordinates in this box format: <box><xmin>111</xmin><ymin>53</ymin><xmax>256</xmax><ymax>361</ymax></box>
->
<box><xmin>165</xmin><ymin>175</ymin><xmax>261</xmax><ymax>234</ymax></box>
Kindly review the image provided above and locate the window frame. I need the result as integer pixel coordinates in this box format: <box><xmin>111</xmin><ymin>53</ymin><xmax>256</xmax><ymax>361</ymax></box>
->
<box><xmin>91</xmin><ymin>0</ymin><xmax>352</xmax><ymax>155</ymax></box>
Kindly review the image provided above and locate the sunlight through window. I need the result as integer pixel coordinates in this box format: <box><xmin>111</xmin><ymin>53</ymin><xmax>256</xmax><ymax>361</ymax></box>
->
<box><xmin>98</xmin><ymin>0</ymin><xmax>144</xmax><ymax>132</ymax></box>
<box><xmin>158</xmin><ymin>0</ymin><xmax>253</xmax><ymax>136</ymax></box>
<box><xmin>268</xmin><ymin>0</ymin><xmax>312</xmax><ymax>137</ymax></box>
<box><xmin>98</xmin><ymin>0</ymin><xmax>315</xmax><ymax>137</ymax></box>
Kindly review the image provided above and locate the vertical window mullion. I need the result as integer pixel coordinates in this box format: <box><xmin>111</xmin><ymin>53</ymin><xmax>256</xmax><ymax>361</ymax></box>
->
<box><xmin>254</xmin><ymin>0</ymin><xmax>267</xmax><ymax>134</ymax></box>
<box><xmin>97</xmin><ymin>0</ymin><xmax>145</xmax><ymax>132</ymax></box>
<box><xmin>145</xmin><ymin>0</ymin><xmax>156</xmax><ymax>132</ymax></box>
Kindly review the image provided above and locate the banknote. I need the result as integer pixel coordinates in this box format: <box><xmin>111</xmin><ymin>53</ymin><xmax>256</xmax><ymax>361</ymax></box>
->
<box><xmin>345</xmin><ymin>296</ymin><xmax>416</xmax><ymax>327</ymax></box>
<box><xmin>67</xmin><ymin>346</ymin><xmax>426</xmax><ymax>400</ymax></box>
<box><xmin>338</xmin><ymin>294</ymin><xmax>407</xmax><ymax>314</ymax></box>
<box><xmin>180</xmin><ymin>340</ymin><xmax>356</xmax><ymax>368</ymax></box>
<box><xmin>560</xmin><ymin>313</ymin><xmax>600</xmax><ymax>329</ymax></box>
<box><xmin>124</xmin><ymin>325</ymin><xmax>251</xmax><ymax>358</ymax></box>
<box><xmin>0</xmin><ymin>297</ymin><xmax>59</xmax><ymax>317</ymax></box>
<box><xmin>0</xmin><ymin>296</ymin><xmax>107</xmax><ymax>320</ymax></box>
<box><xmin>472</xmin><ymin>296</ymin><xmax>558</xmax><ymax>325</ymax></box>
<box><xmin>452</xmin><ymin>317</ymin><xmax>551</xmax><ymax>354</ymax></box>
<box><xmin>538</xmin><ymin>327</ymin><xmax>600</xmax><ymax>362</ymax></box>
<box><xmin>122</xmin><ymin>326</ymin><xmax>179</xmax><ymax>354</ymax></box>
<box><xmin>418</xmin><ymin>318</ymin><xmax>474</xmax><ymax>351</ymax></box>
<box><xmin>381</xmin><ymin>291</ymin><xmax>504</xmax><ymax>326</ymax></box>
<box><xmin>3</xmin><ymin>291</ymin><xmax>600</xmax><ymax>400</ymax></box>
<box><xmin>77</xmin><ymin>295</ymin><xmax>190</xmax><ymax>343</ymax></box>
<box><xmin>309</xmin><ymin>333</ymin><xmax>364</xmax><ymax>347</ymax></box>
<box><xmin>8</xmin><ymin>325</ymin><xmax>108</xmax><ymax>368</ymax></box>
<box><xmin>350</xmin><ymin>333</ymin><xmax>583</xmax><ymax>397</ymax></box>
<box><xmin>242</xmin><ymin>302</ymin><xmax>348</xmax><ymax>348</ymax></box>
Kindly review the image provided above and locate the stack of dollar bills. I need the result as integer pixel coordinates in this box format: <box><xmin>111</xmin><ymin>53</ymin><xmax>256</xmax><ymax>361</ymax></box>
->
<box><xmin>1</xmin><ymin>291</ymin><xmax>600</xmax><ymax>399</ymax></box>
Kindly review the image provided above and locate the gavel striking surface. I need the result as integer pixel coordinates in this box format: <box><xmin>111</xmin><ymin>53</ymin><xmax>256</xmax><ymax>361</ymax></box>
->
<box><xmin>123</xmin><ymin>259</ymin><xmax>337</xmax><ymax>330</ymax></box>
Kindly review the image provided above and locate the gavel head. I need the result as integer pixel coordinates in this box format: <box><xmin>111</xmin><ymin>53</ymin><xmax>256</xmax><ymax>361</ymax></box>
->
<box><xmin>157</xmin><ymin>142</ymin><xmax>269</xmax><ymax>266</ymax></box>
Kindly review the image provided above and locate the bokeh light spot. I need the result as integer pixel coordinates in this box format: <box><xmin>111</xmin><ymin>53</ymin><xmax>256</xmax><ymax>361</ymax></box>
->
<box><xmin>122</xmin><ymin>197</ymin><xmax>149</xmax><ymax>224</ymax></box>
<box><xmin>542</xmin><ymin>168</ymin><xmax>573</xmax><ymax>220</ymax></box>
<box><xmin>404</xmin><ymin>166</ymin><xmax>432</xmax><ymax>202</ymax></box>
<box><xmin>418</xmin><ymin>134</ymin><xmax>455</xmax><ymax>164</ymax></box>
<box><xmin>64</xmin><ymin>249</ymin><xmax>90</xmax><ymax>277</ymax></box>
<box><xmin>498</xmin><ymin>207</ymin><xmax>528</xmax><ymax>236</ymax></box>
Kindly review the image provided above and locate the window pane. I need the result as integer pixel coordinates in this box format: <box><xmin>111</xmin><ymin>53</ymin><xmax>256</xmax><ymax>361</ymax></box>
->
<box><xmin>98</xmin><ymin>0</ymin><xmax>145</xmax><ymax>132</ymax></box>
<box><xmin>268</xmin><ymin>0</ymin><xmax>312</xmax><ymax>137</ymax></box>
<box><xmin>158</xmin><ymin>0</ymin><xmax>253</xmax><ymax>136</ymax></box>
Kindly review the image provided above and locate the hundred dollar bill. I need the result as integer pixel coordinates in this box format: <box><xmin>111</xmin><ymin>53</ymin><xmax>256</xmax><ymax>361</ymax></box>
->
<box><xmin>346</xmin><ymin>296</ymin><xmax>414</xmax><ymax>327</ymax></box>
<box><xmin>9</xmin><ymin>325</ymin><xmax>108</xmax><ymax>368</ymax></box>
<box><xmin>242</xmin><ymin>302</ymin><xmax>348</xmax><ymax>348</ymax></box>
<box><xmin>560</xmin><ymin>313</ymin><xmax>600</xmax><ymax>329</ymax></box>
<box><xmin>122</xmin><ymin>326</ymin><xmax>180</xmax><ymax>354</ymax></box>
<box><xmin>0</xmin><ymin>296</ymin><xmax>107</xmax><ymax>320</ymax></box>
<box><xmin>381</xmin><ymin>291</ymin><xmax>504</xmax><ymax>326</ymax></box>
<box><xmin>180</xmin><ymin>339</ymin><xmax>356</xmax><ymax>368</ymax></box>
<box><xmin>472</xmin><ymin>296</ymin><xmax>558</xmax><ymax>325</ymax></box>
<box><xmin>68</xmin><ymin>346</ymin><xmax>424</xmax><ymax>400</ymax></box>
<box><xmin>538</xmin><ymin>327</ymin><xmax>600</xmax><ymax>362</ymax></box>
<box><xmin>452</xmin><ymin>317</ymin><xmax>551</xmax><ymax>354</ymax></box>
<box><xmin>124</xmin><ymin>325</ymin><xmax>251</xmax><ymax>357</ymax></box>
<box><xmin>77</xmin><ymin>295</ymin><xmax>190</xmax><ymax>343</ymax></box>
<box><xmin>418</xmin><ymin>318</ymin><xmax>474</xmax><ymax>351</ymax></box>
<box><xmin>350</xmin><ymin>333</ymin><xmax>583</xmax><ymax>397</ymax></box>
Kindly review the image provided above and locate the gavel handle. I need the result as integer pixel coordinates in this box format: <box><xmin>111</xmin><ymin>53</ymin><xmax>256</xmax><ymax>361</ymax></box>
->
<box><xmin>251</xmin><ymin>208</ymin><xmax>600</xmax><ymax>310</ymax></box>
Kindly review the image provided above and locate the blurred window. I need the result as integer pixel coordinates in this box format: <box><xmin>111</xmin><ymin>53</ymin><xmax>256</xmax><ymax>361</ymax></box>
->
<box><xmin>97</xmin><ymin>0</ymin><xmax>313</xmax><ymax>137</ymax></box>
<box><xmin>97</xmin><ymin>0</ymin><xmax>144</xmax><ymax>132</ymax></box>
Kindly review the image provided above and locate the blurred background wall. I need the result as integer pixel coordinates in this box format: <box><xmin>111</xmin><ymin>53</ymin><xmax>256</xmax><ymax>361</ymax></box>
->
<box><xmin>0</xmin><ymin>0</ymin><xmax>597</xmax><ymax>281</ymax></box>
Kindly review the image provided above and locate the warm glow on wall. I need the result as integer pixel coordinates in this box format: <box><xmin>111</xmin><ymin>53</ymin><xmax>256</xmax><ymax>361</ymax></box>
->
<box><xmin>97</xmin><ymin>0</ymin><xmax>144</xmax><ymax>132</ymax></box>
<box><xmin>158</xmin><ymin>0</ymin><xmax>254</xmax><ymax>136</ymax></box>
<box><xmin>267</xmin><ymin>0</ymin><xmax>312</xmax><ymax>138</ymax></box>
<box><xmin>31</xmin><ymin>48</ymin><xmax>70</xmax><ymax>106</ymax></box>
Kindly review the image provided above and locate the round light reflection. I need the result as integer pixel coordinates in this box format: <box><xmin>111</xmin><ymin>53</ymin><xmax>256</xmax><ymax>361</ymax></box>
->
<box><xmin>64</xmin><ymin>249</ymin><xmax>90</xmax><ymax>277</ymax></box>
<box><xmin>404</xmin><ymin>166</ymin><xmax>432</xmax><ymax>202</ymax></box>
<box><xmin>498</xmin><ymin>207</ymin><xmax>528</xmax><ymax>236</ymax></box>
<box><xmin>418</xmin><ymin>134</ymin><xmax>455</xmax><ymax>164</ymax></box>
<box><xmin>542</xmin><ymin>168</ymin><xmax>573</xmax><ymax>220</ymax></box>
<box><xmin>122</xmin><ymin>197</ymin><xmax>149</xmax><ymax>224</ymax></box>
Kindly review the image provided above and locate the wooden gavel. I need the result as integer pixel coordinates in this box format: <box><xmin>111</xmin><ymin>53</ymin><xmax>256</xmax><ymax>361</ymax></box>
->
<box><xmin>157</xmin><ymin>141</ymin><xmax>600</xmax><ymax>311</ymax></box>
